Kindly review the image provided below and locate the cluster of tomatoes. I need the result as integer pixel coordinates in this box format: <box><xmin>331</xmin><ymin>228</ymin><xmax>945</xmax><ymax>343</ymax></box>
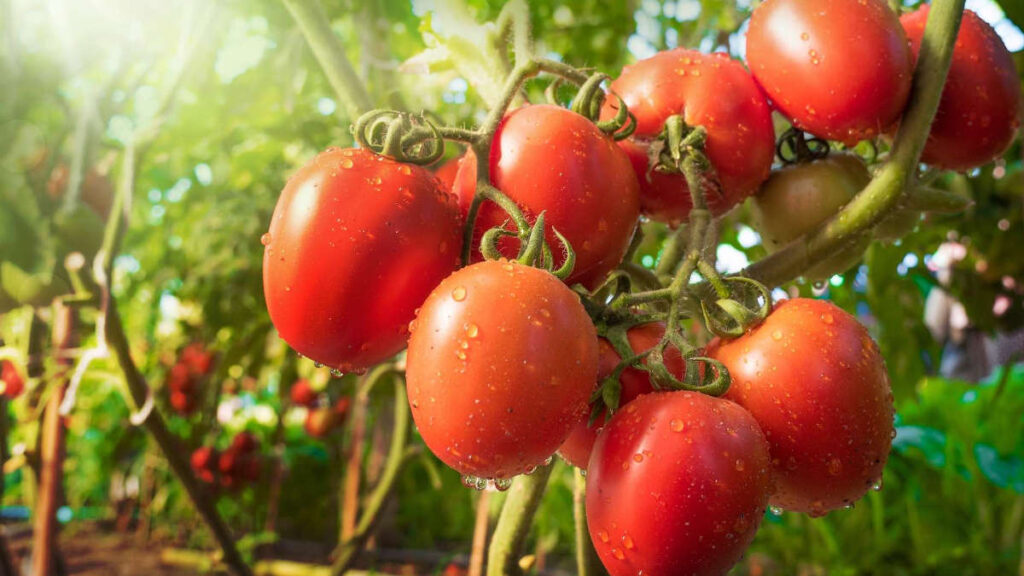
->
<box><xmin>166</xmin><ymin>343</ymin><xmax>213</xmax><ymax>415</ymax></box>
<box><xmin>0</xmin><ymin>360</ymin><xmax>24</xmax><ymax>399</ymax></box>
<box><xmin>289</xmin><ymin>379</ymin><xmax>353</xmax><ymax>438</ymax></box>
<box><xmin>190</xmin><ymin>432</ymin><xmax>262</xmax><ymax>491</ymax></box>
<box><xmin>261</xmin><ymin>1</ymin><xmax>1018</xmax><ymax>574</ymax></box>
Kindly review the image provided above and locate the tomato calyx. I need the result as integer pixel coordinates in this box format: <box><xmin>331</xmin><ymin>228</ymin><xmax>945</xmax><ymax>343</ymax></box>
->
<box><xmin>776</xmin><ymin>127</ymin><xmax>831</xmax><ymax>166</ymax></box>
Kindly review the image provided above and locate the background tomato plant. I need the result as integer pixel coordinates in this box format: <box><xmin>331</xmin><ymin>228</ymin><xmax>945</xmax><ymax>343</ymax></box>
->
<box><xmin>0</xmin><ymin>0</ymin><xmax>1022</xmax><ymax>575</ymax></box>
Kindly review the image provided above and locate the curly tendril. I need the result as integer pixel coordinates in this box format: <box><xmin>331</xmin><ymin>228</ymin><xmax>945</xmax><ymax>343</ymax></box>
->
<box><xmin>776</xmin><ymin>126</ymin><xmax>831</xmax><ymax>165</ymax></box>
<box><xmin>352</xmin><ymin>109</ymin><xmax>446</xmax><ymax>165</ymax></box>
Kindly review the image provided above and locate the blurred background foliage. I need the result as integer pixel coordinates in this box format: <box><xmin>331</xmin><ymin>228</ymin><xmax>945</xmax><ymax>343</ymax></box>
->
<box><xmin>0</xmin><ymin>0</ymin><xmax>1022</xmax><ymax>574</ymax></box>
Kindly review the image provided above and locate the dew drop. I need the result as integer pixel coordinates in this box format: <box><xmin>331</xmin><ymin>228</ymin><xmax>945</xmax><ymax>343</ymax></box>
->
<box><xmin>465</xmin><ymin>323</ymin><xmax>479</xmax><ymax>338</ymax></box>
<box><xmin>260</xmin><ymin>233</ymin><xmax>272</xmax><ymax>246</ymax></box>
<box><xmin>597</xmin><ymin>530</ymin><xmax>609</xmax><ymax>543</ymax></box>
<box><xmin>632</xmin><ymin>453</ymin><xmax>644</xmax><ymax>463</ymax></box>
<box><xmin>340</xmin><ymin>158</ymin><xmax>354</xmax><ymax>169</ymax></box>
<box><xmin>313</xmin><ymin>362</ymin><xmax>324</xmax><ymax>369</ymax></box>
<box><xmin>821</xmin><ymin>313</ymin><xmax>834</xmax><ymax>325</ymax></box>
<box><xmin>330</xmin><ymin>368</ymin><xmax>343</xmax><ymax>378</ymax></box>
<box><xmin>494</xmin><ymin>477</ymin><xmax>513</xmax><ymax>491</ymax></box>
<box><xmin>827</xmin><ymin>458</ymin><xmax>842</xmax><ymax>476</ymax></box>
<box><xmin>622</xmin><ymin>534</ymin><xmax>634</xmax><ymax>549</ymax></box>
<box><xmin>769</xmin><ymin>506</ymin><xmax>783</xmax><ymax>516</ymax></box>
<box><xmin>735</xmin><ymin>459</ymin><xmax>745</xmax><ymax>472</ymax></box>
<box><xmin>451</xmin><ymin>286</ymin><xmax>467</xmax><ymax>301</ymax></box>
<box><xmin>871</xmin><ymin>478</ymin><xmax>884</xmax><ymax>491</ymax></box>
<box><xmin>771</xmin><ymin>330</ymin><xmax>783</xmax><ymax>341</ymax></box>
<box><xmin>611</xmin><ymin>548</ymin><xmax>625</xmax><ymax>560</ymax></box>
<box><xmin>670</xmin><ymin>419</ymin><xmax>685</xmax><ymax>432</ymax></box>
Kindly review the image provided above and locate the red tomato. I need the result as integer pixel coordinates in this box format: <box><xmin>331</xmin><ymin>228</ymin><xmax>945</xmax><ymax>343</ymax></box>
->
<box><xmin>586</xmin><ymin>391</ymin><xmax>771</xmax><ymax>576</ymax></box>
<box><xmin>290</xmin><ymin>379</ymin><xmax>317</xmax><ymax>407</ymax></box>
<box><xmin>0</xmin><ymin>360</ymin><xmax>24</xmax><ymax>399</ymax></box>
<box><xmin>452</xmin><ymin>106</ymin><xmax>640</xmax><ymax>288</ymax></box>
<box><xmin>901</xmin><ymin>7</ymin><xmax>1022</xmax><ymax>171</ymax></box>
<box><xmin>558</xmin><ymin>323</ymin><xmax>685</xmax><ymax>469</ymax></box>
<box><xmin>191</xmin><ymin>446</ymin><xmax>218</xmax><ymax>484</ymax></box>
<box><xmin>230</xmin><ymin>431</ymin><xmax>259</xmax><ymax>453</ymax></box>
<box><xmin>303</xmin><ymin>397</ymin><xmax>352</xmax><ymax>438</ymax></box>
<box><xmin>406</xmin><ymin>260</ymin><xmax>598</xmax><ymax>479</ymax></box>
<box><xmin>747</xmin><ymin>0</ymin><xmax>913</xmax><ymax>144</ymax></box>
<box><xmin>180</xmin><ymin>343</ymin><xmax>213</xmax><ymax>376</ymax></box>
<box><xmin>169</xmin><ymin>390</ymin><xmax>197</xmax><ymax>414</ymax></box>
<box><xmin>263</xmin><ymin>148</ymin><xmax>463</xmax><ymax>372</ymax></box>
<box><xmin>434</xmin><ymin>155</ymin><xmax>463</xmax><ymax>191</ymax></box>
<box><xmin>602</xmin><ymin>50</ymin><xmax>776</xmax><ymax>224</ymax></box>
<box><xmin>709</xmin><ymin>298</ymin><xmax>894</xmax><ymax>515</ymax></box>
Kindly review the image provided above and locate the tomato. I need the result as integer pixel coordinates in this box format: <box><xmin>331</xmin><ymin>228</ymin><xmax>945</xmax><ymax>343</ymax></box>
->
<box><xmin>181</xmin><ymin>343</ymin><xmax>213</xmax><ymax>376</ymax></box>
<box><xmin>434</xmin><ymin>155</ymin><xmax>463</xmax><ymax>191</ymax></box>
<box><xmin>191</xmin><ymin>446</ymin><xmax>218</xmax><ymax>484</ymax></box>
<box><xmin>0</xmin><ymin>360</ymin><xmax>25</xmax><ymax>399</ymax></box>
<box><xmin>304</xmin><ymin>398</ymin><xmax>352</xmax><ymax>438</ymax></box>
<box><xmin>751</xmin><ymin>154</ymin><xmax>871</xmax><ymax>281</ymax></box>
<box><xmin>263</xmin><ymin>148</ymin><xmax>463</xmax><ymax>372</ymax></box>
<box><xmin>901</xmin><ymin>7</ymin><xmax>1022</xmax><ymax>171</ymax></box>
<box><xmin>602</xmin><ymin>50</ymin><xmax>776</xmax><ymax>225</ymax></box>
<box><xmin>747</xmin><ymin>0</ymin><xmax>913</xmax><ymax>144</ymax></box>
<box><xmin>586</xmin><ymin>391</ymin><xmax>771</xmax><ymax>576</ymax></box>
<box><xmin>709</xmin><ymin>298</ymin><xmax>894</xmax><ymax>515</ymax></box>
<box><xmin>558</xmin><ymin>322</ymin><xmax>685</xmax><ymax>469</ymax></box>
<box><xmin>219</xmin><ymin>433</ymin><xmax>262</xmax><ymax>488</ymax></box>
<box><xmin>406</xmin><ymin>259</ymin><xmax>598</xmax><ymax>480</ymax></box>
<box><xmin>452</xmin><ymin>105</ymin><xmax>640</xmax><ymax>288</ymax></box>
<box><xmin>290</xmin><ymin>379</ymin><xmax>317</xmax><ymax>407</ymax></box>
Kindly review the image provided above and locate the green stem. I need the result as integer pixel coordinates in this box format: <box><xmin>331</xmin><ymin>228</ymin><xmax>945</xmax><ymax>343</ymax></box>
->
<box><xmin>573</xmin><ymin>469</ymin><xmax>603</xmax><ymax>576</ymax></box>
<box><xmin>743</xmin><ymin>0</ymin><xmax>965</xmax><ymax>288</ymax></box>
<box><xmin>486</xmin><ymin>464</ymin><xmax>554</xmax><ymax>576</ymax></box>
<box><xmin>282</xmin><ymin>0</ymin><xmax>374</xmax><ymax>119</ymax></box>
<box><xmin>331</xmin><ymin>376</ymin><xmax>413</xmax><ymax>576</ymax></box>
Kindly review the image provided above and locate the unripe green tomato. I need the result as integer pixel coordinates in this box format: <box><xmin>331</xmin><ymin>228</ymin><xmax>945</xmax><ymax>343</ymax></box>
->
<box><xmin>874</xmin><ymin>208</ymin><xmax>921</xmax><ymax>243</ymax></box>
<box><xmin>751</xmin><ymin>153</ymin><xmax>872</xmax><ymax>280</ymax></box>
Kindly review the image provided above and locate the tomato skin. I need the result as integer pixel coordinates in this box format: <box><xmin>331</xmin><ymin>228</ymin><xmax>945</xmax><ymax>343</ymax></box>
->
<box><xmin>406</xmin><ymin>260</ymin><xmax>598</xmax><ymax>479</ymax></box>
<box><xmin>751</xmin><ymin>154</ymin><xmax>870</xmax><ymax>281</ymax></box>
<box><xmin>452</xmin><ymin>106</ymin><xmax>640</xmax><ymax>288</ymax></box>
<box><xmin>0</xmin><ymin>360</ymin><xmax>24</xmax><ymax>399</ymax></box>
<box><xmin>602</xmin><ymin>50</ymin><xmax>776</xmax><ymax>225</ymax></box>
<box><xmin>709</xmin><ymin>298</ymin><xmax>894</xmax><ymax>515</ymax></box>
<box><xmin>901</xmin><ymin>8</ymin><xmax>1022</xmax><ymax>171</ymax></box>
<box><xmin>290</xmin><ymin>379</ymin><xmax>317</xmax><ymax>407</ymax></box>
<box><xmin>434</xmin><ymin>156</ymin><xmax>463</xmax><ymax>191</ymax></box>
<box><xmin>586</xmin><ymin>391</ymin><xmax>772</xmax><ymax>576</ymax></box>
<box><xmin>747</xmin><ymin>0</ymin><xmax>913</xmax><ymax>144</ymax></box>
<box><xmin>263</xmin><ymin>148</ymin><xmax>463</xmax><ymax>372</ymax></box>
<box><xmin>558</xmin><ymin>323</ymin><xmax>684</xmax><ymax>469</ymax></box>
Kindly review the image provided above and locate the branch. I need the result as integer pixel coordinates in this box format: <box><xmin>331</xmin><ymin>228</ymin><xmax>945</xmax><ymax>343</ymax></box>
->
<box><xmin>742</xmin><ymin>0</ymin><xmax>966</xmax><ymax>288</ymax></box>
<box><xmin>282</xmin><ymin>0</ymin><xmax>374</xmax><ymax>118</ymax></box>
<box><xmin>486</xmin><ymin>464</ymin><xmax>554</xmax><ymax>576</ymax></box>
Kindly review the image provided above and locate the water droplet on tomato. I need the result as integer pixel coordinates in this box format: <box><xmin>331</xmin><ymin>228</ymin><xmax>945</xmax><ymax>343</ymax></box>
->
<box><xmin>494</xmin><ymin>477</ymin><xmax>513</xmax><ymax>491</ymax></box>
<box><xmin>632</xmin><ymin>453</ymin><xmax>643</xmax><ymax>463</ymax></box>
<box><xmin>622</xmin><ymin>534</ymin><xmax>634</xmax><ymax>549</ymax></box>
<box><xmin>670</xmin><ymin>419</ymin><xmax>685</xmax><ymax>432</ymax></box>
<box><xmin>597</xmin><ymin>530</ymin><xmax>609</xmax><ymax>543</ymax></box>
<box><xmin>871</xmin><ymin>478</ymin><xmax>884</xmax><ymax>491</ymax></box>
<box><xmin>330</xmin><ymin>368</ymin><xmax>343</xmax><ymax>378</ymax></box>
<box><xmin>769</xmin><ymin>506</ymin><xmax>783</xmax><ymax>516</ymax></box>
<box><xmin>340</xmin><ymin>158</ymin><xmax>354</xmax><ymax>169</ymax></box>
<box><xmin>451</xmin><ymin>286</ymin><xmax>467</xmax><ymax>301</ymax></box>
<box><xmin>771</xmin><ymin>330</ymin><xmax>783</xmax><ymax>341</ymax></box>
<box><xmin>260</xmin><ymin>233</ymin><xmax>272</xmax><ymax>246</ymax></box>
<box><xmin>827</xmin><ymin>458</ymin><xmax>842</xmax><ymax>476</ymax></box>
<box><xmin>465</xmin><ymin>323</ymin><xmax>479</xmax><ymax>338</ymax></box>
<box><xmin>611</xmin><ymin>548</ymin><xmax>625</xmax><ymax>560</ymax></box>
<box><xmin>735</xmin><ymin>459</ymin><xmax>745</xmax><ymax>472</ymax></box>
<box><xmin>314</xmin><ymin>362</ymin><xmax>323</xmax><ymax>369</ymax></box>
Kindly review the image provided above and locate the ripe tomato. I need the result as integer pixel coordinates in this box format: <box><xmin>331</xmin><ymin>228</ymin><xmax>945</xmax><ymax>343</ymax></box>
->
<box><xmin>747</xmin><ymin>0</ymin><xmax>913</xmax><ymax>144</ymax></box>
<box><xmin>0</xmin><ymin>360</ymin><xmax>24</xmax><ymax>399</ymax></box>
<box><xmin>304</xmin><ymin>397</ymin><xmax>352</xmax><ymax>438</ymax></box>
<box><xmin>586</xmin><ymin>391</ymin><xmax>771</xmax><ymax>576</ymax></box>
<box><xmin>452</xmin><ymin>105</ymin><xmax>640</xmax><ymax>288</ymax></box>
<box><xmin>191</xmin><ymin>446</ymin><xmax>218</xmax><ymax>484</ymax></box>
<box><xmin>263</xmin><ymin>148</ymin><xmax>463</xmax><ymax>372</ymax></box>
<box><xmin>901</xmin><ymin>7</ymin><xmax>1022</xmax><ymax>171</ymax></box>
<box><xmin>602</xmin><ymin>50</ymin><xmax>775</xmax><ymax>225</ymax></box>
<box><xmin>290</xmin><ymin>379</ymin><xmax>317</xmax><ymax>407</ymax></box>
<box><xmin>180</xmin><ymin>343</ymin><xmax>213</xmax><ymax>376</ymax></box>
<box><xmin>406</xmin><ymin>259</ymin><xmax>598</xmax><ymax>480</ymax></box>
<box><xmin>434</xmin><ymin>155</ymin><xmax>463</xmax><ymax>191</ymax></box>
<box><xmin>709</xmin><ymin>298</ymin><xmax>894</xmax><ymax>515</ymax></box>
<box><xmin>751</xmin><ymin>154</ymin><xmax>871</xmax><ymax>281</ymax></box>
<box><xmin>558</xmin><ymin>322</ymin><xmax>684</xmax><ymax>469</ymax></box>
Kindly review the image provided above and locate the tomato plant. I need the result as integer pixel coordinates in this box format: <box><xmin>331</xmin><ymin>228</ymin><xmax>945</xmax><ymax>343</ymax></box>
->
<box><xmin>746</xmin><ymin>0</ymin><xmax>913</xmax><ymax>144</ymax></box>
<box><xmin>289</xmin><ymin>378</ymin><xmax>317</xmax><ymax>407</ymax></box>
<box><xmin>603</xmin><ymin>49</ymin><xmax>776</xmax><ymax>224</ymax></box>
<box><xmin>558</xmin><ymin>322</ymin><xmax>684</xmax><ymax>469</ymax></box>
<box><xmin>901</xmin><ymin>7</ymin><xmax>1022</xmax><ymax>171</ymax></box>
<box><xmin>586</xmin><ymin>391</ymin><xmax>772</xmax><ymax>576</ymax></box>
<box><xmin>709</xmin><ymin>298</ymin><xmax>895</xmax><ymax>515</ymax></box>
<box><xmin>406</xmin><ymin>259</ymin><xmax>598</xmax><ymax>481</ymax></box>
<box><xmin>452</xmin><ymin>105</ymin><xmax>640</xmax><ymax>288</ymax></box>
<box><xmin>263</xmin><ymin>147</ymin><xmax>463</xmax><ymax>372</ymax></box>
<box><xmin>751</xmin><ymin>153</ymin><xmax>871</xmax><ymax>280</ymax></box>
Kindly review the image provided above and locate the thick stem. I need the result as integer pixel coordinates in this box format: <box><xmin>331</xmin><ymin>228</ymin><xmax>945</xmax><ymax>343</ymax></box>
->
<box><xmin>573</xmin><ymin>469</ymin><xmax>603</xmax><ymax>576</ymax></box>
<box><xmin>486</xmin><ymin>464</ymin><xmax>554</xmax><ymax>576</ymax></box>
<box><xmin>469</xmin><ymin>491</ymin><xmax>491</xmax><ymax>576</ymax></box>
<box><xmin>331</xmin><ymin>377</ymin><xmax>412</xmax><ymax>576</ymax></box>
<box><xmin>743</xmin><ymin>0</ymin><xmax>966</xmax><ymax>288</ymax></box>
<box><xmin>106</xmin><ymin>300</ymin><xmax>252</xmax><ymax>576</ymax></box>
<box><xmin>281</xmin><ymin>0</ymin><xmax>374</xmax><ymax>119</ymax></box>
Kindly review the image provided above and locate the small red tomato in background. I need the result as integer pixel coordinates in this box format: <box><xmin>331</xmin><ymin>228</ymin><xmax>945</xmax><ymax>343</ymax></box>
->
<box><xmin>289</xmin><ymin>379</ymin><xmax>317</xmax><ymax>407</ymax></box>
<box><xmin>180</xmin><ymin>342</ymin><xmax>213</xmax><ymax>376</ymax></box>
<box><xmin>263</xmin><ymin>148</ymin><xmax>463</xmax><ymax>372</ymax></box>
<box><xmin>304</xmin><ymin>397</ymin><xmax>352</xmax><ymax>438</ymax></box>
<box><xmin>218</xmin><ymin>432</ymin><xmax>262</xmax><ymax>489</ymax></box>
<box><xmin>603</xmin><ymin>49</ymin><xmax>776</xmax><ymax>225</ymax></box>
<box><xmin>453</xmin><ymin>105</ymin><xmax>640</xmax><ymax>289</ymax></box>
<box><xmin>0</xmin><ymin>360</ymin><xmax>25</xmax><ymax>399</ymax></box>
<box><xmin>586</xmin><ymin>391</ymin><xmax>772</xmax><ymax>576</ymax></box>
<box><xmin>406</xmin><ymin>260</ymin><xmax>598</xmax><ymax>480</ymax></box>
<box><xmin>558</xmin><ymin>323</ymin><xmax>685</xmax><ymax>469</ymax></box>
<box><xmin>709</xmin><ymin>298</ymin><xmax>894</xmax><ymax>515</ymax></box>
<box><xmin>746</xmin><ymin>0</ymin><xmax>913</xmax><ymax>144</ymax></box>
<box><xmin>191</xmin><ymin>446</ymin><xmax>218</xmax><ymax>484</ymax></box>
<box><xmin>901</xmin><ymin>7</ymin><xmax>1021</xmax><ymax>171</ymax></box>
